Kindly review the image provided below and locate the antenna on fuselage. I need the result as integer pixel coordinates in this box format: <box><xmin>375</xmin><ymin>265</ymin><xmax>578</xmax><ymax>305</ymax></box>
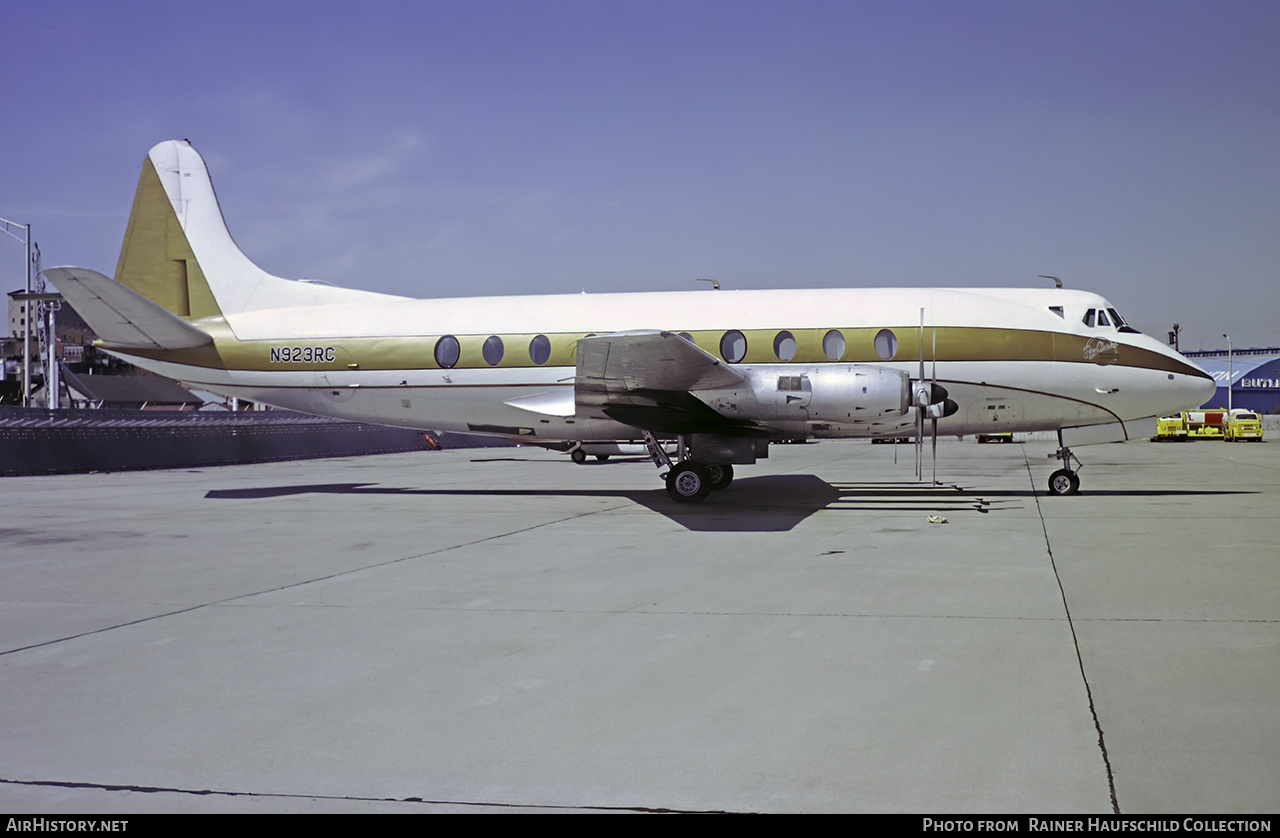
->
<box><xmin>696</xmin><ymin>278</ymin><xmax>720</xmax><ymax>290</ymax></box>
<box><xmin>1039</xmin><ymin>275</ymin><xmax>1063</xmax><ymax>288</ymax></box>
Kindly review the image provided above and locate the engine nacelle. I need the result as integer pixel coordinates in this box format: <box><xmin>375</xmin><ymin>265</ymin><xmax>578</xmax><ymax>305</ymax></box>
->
<box><xmin>697</xmin><ymin>364</ymin><xmax>910</xmax><ymax>424</ymax></box>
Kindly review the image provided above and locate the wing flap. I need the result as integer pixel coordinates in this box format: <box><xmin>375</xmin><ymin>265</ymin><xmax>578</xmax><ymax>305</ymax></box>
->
<box><xmin>44</xmin><ymin>267</ymin><xmax>213</xmax><ymax>350</ymax></box>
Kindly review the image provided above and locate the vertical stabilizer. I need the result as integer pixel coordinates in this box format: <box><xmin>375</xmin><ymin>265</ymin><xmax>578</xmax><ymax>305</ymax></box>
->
<box><xmin>114</xmin><ymin>140</ymin><xmax>391</xmax><ymax>319</ymax></box>
<box><xmin>114</xmin><ymin>143</ymin><xmax>226</xmax><ymax>318</ymax></box>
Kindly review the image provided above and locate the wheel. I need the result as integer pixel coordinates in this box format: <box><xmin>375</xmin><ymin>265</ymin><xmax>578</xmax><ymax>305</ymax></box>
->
<box><xmin>705</xmin><ymin>463</ymin><xmax>734</xmax><ymax>490</ymax></box>
<box><xmin>595</xmin><ymin>454</ymin><xmax>610</xmax><ymax>461</ymax></box>
<box><xmin>1048</xmin><ymin>468</ymin><xmax>1080</xmax><ymax>496</ymax></box>
<box><xmin>570</xmin><ymin>448</ymin><xmax>587</xmax><ymax>464</ymax></box>
<box><xmin>666</xmin><ymin>462</ymin><xmax>713</xmax><ymax>503</ymax></box>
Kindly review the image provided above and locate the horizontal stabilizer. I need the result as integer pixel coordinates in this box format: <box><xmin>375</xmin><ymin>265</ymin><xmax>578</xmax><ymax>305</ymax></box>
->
<box><xmin>44</xmin><ymin>267</ymin><xmax>213</xmax><ymax>350</ymax></box>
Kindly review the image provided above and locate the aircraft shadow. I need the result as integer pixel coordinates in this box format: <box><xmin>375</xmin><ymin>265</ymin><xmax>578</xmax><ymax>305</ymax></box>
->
<box><xmin>205</xmin><ymin>477</ymin><xmax>837</xmax><ymax>532</ymax></box>
<box><xmin>205</xmin><ymin>475</ymin><xmax>1173</xmax><ymax>532</ymax></box>
<box><xmin>205</xmin><ymin>475</ymin><xmax>1255</xmax><ymax>533</ymax></box>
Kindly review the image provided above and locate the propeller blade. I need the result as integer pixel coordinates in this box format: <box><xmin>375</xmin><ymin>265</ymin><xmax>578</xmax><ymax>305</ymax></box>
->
<box><xmin>932</xmin><ymin>417</ymin><xmax>938</xmax><ymax>485</ymax></box>
<box><xmin>917</xmin><ymin>308</ymin><xmax>925</xmax><ymax>480</ymax></box>
<box><xmin>915</xmin><ymin>406</ymin><xmax>923</xmax><ymax>479</ymax></box>
<box><xmin>931</xmin><ymin>326</ymin><xmax>938</xmax><ymax>485</ymax></box>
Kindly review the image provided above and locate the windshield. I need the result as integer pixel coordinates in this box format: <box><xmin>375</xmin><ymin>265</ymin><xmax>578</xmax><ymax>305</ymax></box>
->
<box><xmin>1081</xmin><ymin>305</ymin><xmax>1141</xmax><ymax>334</ymax></box>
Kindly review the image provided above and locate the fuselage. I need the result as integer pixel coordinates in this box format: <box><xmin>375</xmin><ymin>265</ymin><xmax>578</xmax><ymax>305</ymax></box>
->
<box><xmin>110</xmin><ymin>284</ymin><xmax>1214</xmax><ymax>442</ymax></box>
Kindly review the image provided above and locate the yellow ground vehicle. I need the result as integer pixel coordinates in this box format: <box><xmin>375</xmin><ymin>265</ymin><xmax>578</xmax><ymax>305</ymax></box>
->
<box><xmin>1153</xmin><ymin>415</ymin><xmax>1187</xmax><ymax>441</ymax></box>
<box><xmin>1225</xmin><ymin>409</ymin><xmax>1264</xmax><ymax>442</ymax></box>
<box><xmin>1183</xmin><ymin>410</ymin><xmax>1227</xmax><ymax>439</ymax></box>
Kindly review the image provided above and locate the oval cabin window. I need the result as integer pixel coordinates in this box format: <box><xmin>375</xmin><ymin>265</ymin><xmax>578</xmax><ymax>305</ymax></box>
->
<box><xmin>720</xmin><ymin>330</ymin><xmax>747</xmax><ymax>363</ymax></box>
<box><xmin>773</xmin><ymin>331</ymin><xmax>796</xmax><ymax>362</ymax></box>
<box><xmin>529</xmin><ymin>334</ymin><xmax>551</xmax><ymax>365</ymax></box>
<box><xmin>873</xmin><ymin>329</ymin><xmax>897</xmax><ymax>361</ymax></box>
<box><xmin>434</xmin><ymin>335</ymin><xmax>460</xmax><ymax>369</ymax></box>
<box><xmin>483</xmin><ymin>335</ymin><xmax>505</xmax><ymax>366</ymax></box>
<box><xmin>823</xmin><ymin>330</ymin><xmax>846</xmax><ymax>361</ymax></box>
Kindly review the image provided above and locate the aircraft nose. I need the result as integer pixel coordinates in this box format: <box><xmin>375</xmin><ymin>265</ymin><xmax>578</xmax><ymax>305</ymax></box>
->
<box><xmin>1179</xmin><ymin>362</ymin><xmax>1217</xmax><ymax>409</ymax></box>
<box><xmin>1191</xmin><ymin>369</ymin><xmax>1217</xmax><ymax>406</ymax></box>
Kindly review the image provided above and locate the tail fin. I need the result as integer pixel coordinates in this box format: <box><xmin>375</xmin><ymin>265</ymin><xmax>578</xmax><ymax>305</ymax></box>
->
<box><xmin>113</xmin><ymin>140</ymin><xmax>390</xmax><ymax>318</ymax></box>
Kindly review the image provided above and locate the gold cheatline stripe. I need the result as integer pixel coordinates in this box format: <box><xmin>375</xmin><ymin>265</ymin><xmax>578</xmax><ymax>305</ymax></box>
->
<box><xmin>111</xmin><ymin>324</ymin><xmax>1208</xmax><ymax>379</ymax></box>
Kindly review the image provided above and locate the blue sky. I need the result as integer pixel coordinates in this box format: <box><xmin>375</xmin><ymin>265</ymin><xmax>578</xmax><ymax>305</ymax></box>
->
<box><xmin>3</xmin><ymin>0</ymin><xmax>1278</xmax><ymax>352</ymax></box>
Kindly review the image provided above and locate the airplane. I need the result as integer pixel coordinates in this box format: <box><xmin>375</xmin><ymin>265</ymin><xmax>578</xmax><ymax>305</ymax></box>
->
<box><xmin>45</xmin><ymin>140</ymin><xmax>1215</xmax><ymax>502</ymax></box>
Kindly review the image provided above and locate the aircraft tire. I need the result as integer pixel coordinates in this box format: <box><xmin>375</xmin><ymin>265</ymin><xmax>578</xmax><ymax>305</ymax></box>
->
<box><xmin>705</xmin><ymin>463</ymin><xmax>734</xmax><ymax>490</ymax></box>
<box><xmin>667</xmin><ymin>462</ymin><xmax>712</xmax><ymax>503</ymax></box>
<box><xmin>1048</xmin><ymin>468</ymin><xmax>1080</xmax><ymax>496</ymax></box>
<box><xmin>570</xmin><ymin>448</ymin><xmax>587</xmax><ymax>464</ymax></box>
<box><xmin>595</xmin><ymin>454</ymin><xmax>610</xmax><ymax>461</ymax></box>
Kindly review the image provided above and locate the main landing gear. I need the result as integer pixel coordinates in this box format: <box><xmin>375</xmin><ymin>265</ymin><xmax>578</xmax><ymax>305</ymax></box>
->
<box><xmin>1047</xmin><ymin>431</ymin><xmax>1082</xmax><ymax>496</ymax></box>
<box><xmin>643</xmin><ymin>432</ymin><xmax>734</xmax><ymax>503</ymax></box>
<box><xmin>568</xmin><ymin>445</ymin><xmax>612</xmax><ymax>464</ymax></box>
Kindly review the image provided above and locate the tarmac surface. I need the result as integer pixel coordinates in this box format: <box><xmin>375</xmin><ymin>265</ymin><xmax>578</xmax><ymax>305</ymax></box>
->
<box><xmin>1</xmin><ymin>437</ymin><xmax>1276</xmax><ymax>813</ymax></box>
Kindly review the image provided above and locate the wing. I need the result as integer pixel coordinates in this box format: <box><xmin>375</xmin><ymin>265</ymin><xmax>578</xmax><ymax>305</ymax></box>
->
<box><xmin>575</xmin><ymin>330</ymin><xmax>767</xmax><ymax>435</ymax></box>
<box><xmin>576</xmin><ymin>330</ymin><xmax>745</xmax><ymax>394</ymax></box>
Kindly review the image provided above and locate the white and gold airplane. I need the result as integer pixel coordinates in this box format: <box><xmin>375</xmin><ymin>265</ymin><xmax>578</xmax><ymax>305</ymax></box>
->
<box><xmin>46</xmin><ymin>140</ymin><xmax>1214</xmax><ymax>502</ymax></box>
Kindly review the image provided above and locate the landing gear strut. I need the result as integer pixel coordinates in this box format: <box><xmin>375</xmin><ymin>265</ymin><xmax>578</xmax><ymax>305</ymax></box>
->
<box><xmin>1047</xmin><ymin>431</ymin><xmax>1082</xmax><ymax>496</ymax></box>
<box><xmin>642</xmin><ymin>431</ymin><xmax>734</xmax><ymax>503</ymax></box>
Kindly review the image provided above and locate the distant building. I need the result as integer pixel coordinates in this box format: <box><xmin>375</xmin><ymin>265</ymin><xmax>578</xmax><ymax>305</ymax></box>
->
<box><xmin>7</xmin><ymin>290</ymin><xmax>33</xmax><ymax>339</ymax></box>
<box><xmin>1183</xmin><ymin>348</ymin><xmax>1280</xmax><ymax>414</ymax></box>
<box><xmin>5</xmin><ymin>288</ymin><xmax>142</xmax><ymax>405</ymax></box>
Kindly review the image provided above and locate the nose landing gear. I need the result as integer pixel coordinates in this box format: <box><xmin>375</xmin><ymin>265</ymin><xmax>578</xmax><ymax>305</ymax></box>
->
<box><xmin>1047</xmin><ymin>432</ymin><xmax>1083</xmax><ymax>496</ymax></box>
<box><xmin>1048</xmin><ymin>466</ymin><xmax>1080</xmax><ymax>496</ymax></box>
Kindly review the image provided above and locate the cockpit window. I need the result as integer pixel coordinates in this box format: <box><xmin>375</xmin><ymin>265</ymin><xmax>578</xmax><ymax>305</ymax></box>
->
<box><xmin>1049</xmin><ymin>306</ymin><xmax>1064</xmax><ymax>319</ymax></box>
<box><xmin>1108</xmin><ymin>308</ymin><xmax>1139</xmax><ymax>333</ymax></box>
<box><xmin>1083</xmin><ymin>306</ymin><xmax>1141</xmax><ymax>334</ymax></box>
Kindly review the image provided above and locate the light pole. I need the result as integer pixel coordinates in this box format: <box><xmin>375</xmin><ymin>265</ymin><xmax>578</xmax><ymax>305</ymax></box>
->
<box><xmin>1222</xmin><ymin>334</ymin><xmax>1232</xmax><ymax>412</ymax></box>
<box><xmin>1</xmin><ymin>217</ymin><xmax>34</xmax><ymax>406</ymax></box>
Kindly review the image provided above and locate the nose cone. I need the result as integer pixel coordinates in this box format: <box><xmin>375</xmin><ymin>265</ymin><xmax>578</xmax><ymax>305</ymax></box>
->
<box><xmin>1188</xmin><ymin>364</ymin><xmax>1217</xmax><ymax>407</ymax></box>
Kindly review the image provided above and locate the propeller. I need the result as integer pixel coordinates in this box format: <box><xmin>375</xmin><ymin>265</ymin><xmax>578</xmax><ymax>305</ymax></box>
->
<box><xmin>914</xmin><ymin>310</ymin><xmax>959</xmax><ymax>484</ymax></box>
